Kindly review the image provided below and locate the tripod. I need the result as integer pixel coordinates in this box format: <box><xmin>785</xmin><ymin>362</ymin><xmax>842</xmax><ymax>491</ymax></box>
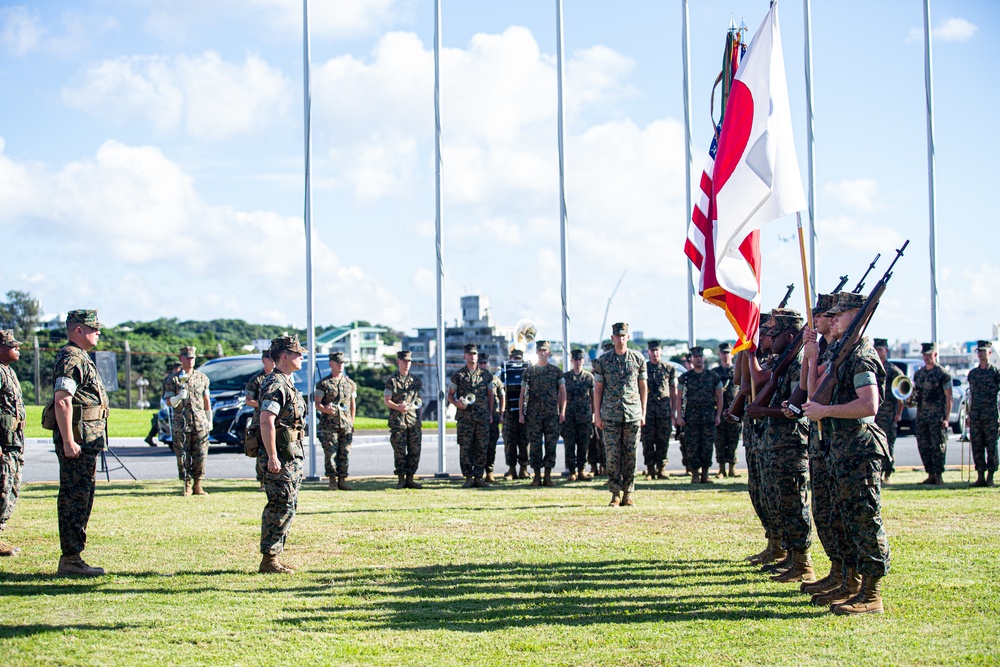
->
<box><xmin>97</xmin><ymin>445</ymin><xmax>136</xmax><ymax>481</ymax></box>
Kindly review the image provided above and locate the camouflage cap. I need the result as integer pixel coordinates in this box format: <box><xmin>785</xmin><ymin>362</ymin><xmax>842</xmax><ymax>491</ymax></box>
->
<box><xmin>921</xmin><ymin>342</ymin><xmax>936</xmax><ymax>354</ymax></box>
<box><xmin>270</xmin><ymin>335</ymin><xmax>306</xmax><ymax>356</ymax></box>
<box><xmin>66</xmin><ymin>309</ymin><xmax>103</xmax><ymax>329</ymax></box>
<box><xmin>765</xmin><ymin>308</ymin><xmax>804</xmax><ymax>335</ymax></box>
<box><xmin>397</xmin><ymin>350</ymin><xmax>412</xmax><ymax>361</ymax></box>
<box><xmin>718</xmin><ymin>342</ymin><xmax>732</xmax><ymax>353</ymax></box>
<box><xmin>329</xmin><ymin>351</ymin><xmax>345</xmax><ymax>363</ymax></box>
<box><xmin>813</xmin><ymin>293</ymin><xmax>837</xmax><ymax>315</ymax></box>
<box><xmin>0</xmin><ymin>329</ymin><xmax>21</xmax><ymax>347</ymax></box>
<box><xmin>873</xmin><ymin>338</ymin><xmax>889</xmax><ymax>349</ymax></box>
<box><xmin>179</xmin><ymin>346</ymin><xmax>197</xmax><ymax>358</ymax></box>
<box><xmin>828</xmin><ymin>292</ymin><xmax>866</xmax><ymax>314</ymax></box>
<box><xmin>690</xmin><ymin>346</ymin><xmax>705</xmax><ymax>357</ymax></box>
<box><xmin>535</xmin><ymin>340</ymin><xmax>551</xmax><ymax>352</ymax></box>
<box><xmin>602</xmin><ymin>342</ymin><xmax>614</xmax><ymax>352</ymax></box>
<box><xmin>510</xmin><ymin>348</ymin><xmax>524</xmax><ymax>359</ymax></box>
<box><xmin>977</xmin><ymin>340</ymin><xmax>992</xmax><ymax>351</ymax></box>
<box><xmin>261</xmin><ymin>348</ymin><xmax>271</xmax><ymax>359</ymax></box>
<box><xmin>570</xmin><ymin>349</ymin><xmax>585</xmax><ymax>360</ymax></box>
<box><xmin>611</xmin><ymin>322</ymin><xmax>629</xmax><ymax>336</ymax></box>
<box><xmin>646</xmin><ymin>340</ymin><xmax>661</xmax><ymax>350</ymax></box>
<box><xmin>463</xmin><ymin>343</ymin><xmax>478</xmax><ymax>354</ymax></box>
<box><xmin>478</xmin><ymin>352</ymin><xmax>490</xmax><ymax>363</ymax></box>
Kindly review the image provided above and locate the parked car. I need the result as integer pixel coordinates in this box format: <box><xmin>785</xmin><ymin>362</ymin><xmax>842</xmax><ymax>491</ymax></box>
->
<box><xmin>157</xmin><ymin>354</ymin><xmax>330</xmax><ymax>448</ymax></box>
<box><xmin>887</xmin><ymin>358</ymin><xmax>964</xmax><ymax>435</ymax></box>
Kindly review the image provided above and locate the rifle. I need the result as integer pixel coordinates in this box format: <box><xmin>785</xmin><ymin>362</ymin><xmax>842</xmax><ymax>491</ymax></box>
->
<box><xmin>777</xmin><ymin>284</ymin><xmax>794</xmax><ymax>309</ymax></box>
<box><xmin>745</xmin><ymin>327</ymin><xmax>805</xmax><ymax>420</ymax></box>
<box><xmin>852</xmin><ymin>254</ymin><xmax>880</xmax><ymax>293</ymax></box>
<box><xmin>726</xmin><ymin>351</ymin><xmax>750</xmax><ymax>423</ymax></box>
<box><xmin>833</xmin><ymin>275</ymin><xmax>849</xmax><ymax>294</ymax></box>
<box><xmin>811</xmin><ymin>241</ymin><xmax>909</xmax><ymax>422</ymax></box>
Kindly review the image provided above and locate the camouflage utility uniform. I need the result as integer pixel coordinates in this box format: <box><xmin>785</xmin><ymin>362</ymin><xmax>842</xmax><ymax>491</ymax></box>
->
<box><xmin>485</xmin><ymin>374</ymin><xmax>505</xmax><ymax>474</ymax></box>
<box><xmin>713</xmin><ymin>363</ymin><xmax>742</xmax><ymax>465</ymax></box>
<box><xmin>594</xmin><ymin>349</ymin><xmax>647</xmax><ymax>495</ymax></box>
<box><xmin>244</xmin><ymin>369</ymin><xmax>270</xmax><ymax>485</ymax></box>
<box><xmin>259</xmin><ymin>370</ymin><xmax>305</xmax><ymax>557</ymax></box>
<box><xmin>967</xmin><ymin>364</ymin><xmax>1000</xmax><ymax>474</ymax></box>
<box><xmin>522</xmin><ymin>364</ymin><xmax>564</xmax><ymax>471</ymax></box>
<box><xmin>385</xmin><ymin>373</ymin><xmax>423</xmax><ymax>476</ymax></box>
<box><xmin>316</xmin><ymin>374</ymin><xmax>357</xmax><ymax>478</ymax></box>
<box><xmin>163</xmin><ymin>369</ymin><xmax>212</xmax><ymax>483</ymax></box>
<box><xmin>679</xmin><ymin>369</ymin><xmax>721</xmax><ymax>470</ymax></box>
<box><xmin>52</xmin><ymin>342</ymin><xmax>109</xmax><ymax>558</ymax></box>
<box><xmin>913</xmin><ymin>365</ymin><xmax>951</xmax><ymax>475</ymax></box>
<box><xmin>0</xmin><ymin>358</ymin><xmax>26</xmax><ymax>547</ymax></box>
<box><xmin>875</xmin><ymin>361</ymin><xmax>903</xmax><ymax>477</ymax></box>
<box><xmin>562</xmin><ymin>369</ymin><xmax>594</xmax><ymax>472</ymax></box>
<box><xmin>451</xmin><ymin>366</ymin><xmax>494</xmax><ymax>478</ymax></box>
<box><xmin>642</xmin><ymin>362</ymin><xmax>674</xmax><ymax>472</ymax></box>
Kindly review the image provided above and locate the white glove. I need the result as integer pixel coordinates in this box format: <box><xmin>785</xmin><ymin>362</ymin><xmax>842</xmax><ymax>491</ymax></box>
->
<box><xmin>179</xmin><ymin>387</ymin><xmax>189</xmax><ymax>400</ymax></box>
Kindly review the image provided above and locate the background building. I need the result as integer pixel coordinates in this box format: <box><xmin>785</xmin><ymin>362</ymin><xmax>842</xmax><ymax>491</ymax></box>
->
<box><xmin>315</xmin><ymin>322</ymin><xmax>400</xmax><ymax>365</ymax></box>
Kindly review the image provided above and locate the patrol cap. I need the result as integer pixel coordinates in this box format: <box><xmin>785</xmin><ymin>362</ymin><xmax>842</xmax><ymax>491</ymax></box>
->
<box><xmin>179</xmin><ymin>346</ymin><xmax>197</xmax><ymax>358</ymax></box>
<box><xmin>261</xmin><ymin>348</ymin><xmax>271</xmax><ymax>359</ymax></box>
<box><xmin>921</xmin><ymin>342</ymin><xmax>936</xmax><ymax>354</ymax></box>
<box><xmin>570</xmin><ymin>349</ymin><xmax>585</xmax><ymax>360</ymax></box>
<box><xmin>397</xmin><ymin>350</ymin><xmax>412</xmax><ymax>361</ymax></box>
<box><xmin>764</xmin><ymin>308</ymin><xmax>804</xmax><ymax>335</ymax></box>
<box><xmin>270</xmin><ymin>335</ymin><xmax>307</xmax><ymax>356</ymax></box>
<box><xmin>479</xmin><ymin>352</ymin><xmax>490</xmax><ymax>363</ymax></box>
<box><xmin>66</xmin><ymin>309</ymin><xmax>103</xmax><ymax>329</ymax></box>
<box><xmin>464</xmin><ymin>343</ymin><xmax>478</xmax><ymax>354</ymax></box>
<box><xmin>827</xmin><ymin>292</ymin><xmax>866</xmax><ymax>314</ymax></box>
<box><xmin>611</xmin><ymin>322</ymin><xmax>629</xmax><ymax>336</ymax></box>
<box><xmin>510</xmin><ymin>348</ymin><xmax>524</xmax><ymax>359</ymax></box>
<box><xmin>873</xmin><ymin>338</ymin><xmax>889</xmax><ymax>349</ymax></box>
<box><xmin>647</xmin><ymin>340</ymin><xmax>661</xmax><ymax>350</ymax></box>
<box><xmin>813</xmin><ymin>293</ymin><xmax>837</xmax><ymax>316</ymax></box>
<box><xmin>536</xmin><ymin>340</ymin><xmax>551</xmax><ymax>352</ymax></box>
<box><xmin>977</xmin><ymin>340</ymin><xmax>992</xmax><ymax>351</ymax></box>
<box><xmin>602</xmin><ymin>342</ymin><xmax>614</xmax><ymax>352</ymax></box>
<box><xmin>0</xmin><ymin>329</ymin><xmax>22</xmax><ymax>347</ymax></box>
<box><xmin>329</xmin><ymin>351</ymin><xmax>345</xmax><ymax>363</ymax></box>
<box><xmin>718</xmin><ymin>342</ymin><xmax>732</xmax><ymax>353</ymax></box>
<box><xmin>690</xmin><ymin>346</ymin><xmax>705</xmax><ymax>357</ymax></box>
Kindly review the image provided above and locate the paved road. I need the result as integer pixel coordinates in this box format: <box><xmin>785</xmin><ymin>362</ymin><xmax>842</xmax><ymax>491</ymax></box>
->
<box><xmin>21</xmin><ymin>431</ymin><xmax>974</xmax><ymax>483</ymax></box>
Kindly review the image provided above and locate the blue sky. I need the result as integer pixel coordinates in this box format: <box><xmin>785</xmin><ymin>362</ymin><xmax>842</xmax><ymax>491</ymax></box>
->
<box><xmin>0</xmin><ymin>0</ymin><xmax>996</xmax><ymax>346</ymax></box>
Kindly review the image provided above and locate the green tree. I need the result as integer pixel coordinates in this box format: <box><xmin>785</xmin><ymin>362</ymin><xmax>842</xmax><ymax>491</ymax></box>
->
<box><xmin>0</xmin><ymin>290</ymin><xmax>41</xmax><ymax>343</ymax></box>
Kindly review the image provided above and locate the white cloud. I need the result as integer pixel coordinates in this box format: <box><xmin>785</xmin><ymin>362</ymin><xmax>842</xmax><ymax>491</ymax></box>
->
<box><xmin>907</xmin><ymin>17</ymin><xmax>978</xmax><ymax>43</ymax></box>
<box><xmin>0</xmin><ymin>6</ymin><xmax>115</xmax><ymax>56</ymax></box>
<box><xmin>246</xmin><ymin>0</ymin><xmax>414</xmax><ymax>39</ymax></box>
<box><xmin>823</xmin><ymin>178</ymin><xmax>880</xmax><ymax>212</ymax></box>
<box><xmin>61</xmin><ymin>52</ymin><xmax>292</xmax><ymax>140</ymax></box>
<box><xmin>1</xmin><ymin>6</ymin><xmax>42</xmax><ymax>55</ymax></box>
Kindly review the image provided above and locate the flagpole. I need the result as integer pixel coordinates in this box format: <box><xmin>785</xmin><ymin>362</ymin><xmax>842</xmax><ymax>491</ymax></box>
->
<box><xmin>803</xmin><ymin>0</ymin><xmax>818</xmax><ymax>297</ymax></box>
<box><xmin>681</xmin><ymin>0</ymin><xmax>696</xmax><ymax>348</ymax></box>
<box><xmin>922</xmin><ymin>0</ymin><xmax>939</xmax><ymax>344</ymax></box>
<box><xmin>434</xmin><ymin>0</ymin><xmax>448</xmax><ymax>476</ymax></box>
<box><xmin>556</xmin><ymin>0</ymin><xmax>570</xmax><ymax>369</ymax></box>
<box><xmin>302</xmin><ymin>0</ymin><xmax>318</xmax><ymax>481</ymax></box>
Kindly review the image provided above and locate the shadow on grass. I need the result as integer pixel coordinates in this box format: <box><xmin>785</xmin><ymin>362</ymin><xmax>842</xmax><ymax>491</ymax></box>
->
<box><xmin>0</xmin><ymin>622</ymin><xmax>147</xmax><ymax>639</ymax></box>
<box><xmin>278</xmin><ymin>558</ymin><xmax>814</xmax><ymax>630</ymax></box>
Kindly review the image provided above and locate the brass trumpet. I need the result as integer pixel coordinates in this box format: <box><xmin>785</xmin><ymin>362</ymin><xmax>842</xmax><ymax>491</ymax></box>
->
<box><xmin>410</xmin><ymin>397</ymin><xmax>423</xmax><ymax>412</ymax></box>
<box><xmin>891</xmin><ymin>375</ymin><xmax>914</xmax><ymax>405</ymax></box>
<box><xmin>462</xmin><ymin>393</ymin><xmax>476</xmax><ymax>407</ymax></box>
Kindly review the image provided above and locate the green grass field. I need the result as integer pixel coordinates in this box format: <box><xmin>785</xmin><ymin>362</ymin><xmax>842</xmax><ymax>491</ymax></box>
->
<box><xmin>1</xmin><ymin>470</ymin><xmax>997</xmax><ymax>666</ymax></box>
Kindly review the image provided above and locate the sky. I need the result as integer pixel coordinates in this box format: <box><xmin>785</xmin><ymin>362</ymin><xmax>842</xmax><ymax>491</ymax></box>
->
<box><xmin>1</xmin><ymin>0</ymin><xmax>997</xmax><ymax>347</ymax></box>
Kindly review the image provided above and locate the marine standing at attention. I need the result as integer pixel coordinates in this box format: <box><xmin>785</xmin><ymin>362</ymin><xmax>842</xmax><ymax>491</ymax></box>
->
<box><xmin>561</xmin><ymin>349</ymin><xmax>594</xmax><ymax>482</ymax></box>
<box><xmin>641</xmin><ymin>340</ymin><xmax>676</xmax><ymax>480</ymax></box>
<box><xmin>162</xmin><ymin>346</ymin><xmax>212</xmax><ymax>496</ymax></box>
<box><xmin>449</xmin><ymin>343</ymin><xmax>495</xmax><ymax>489</ymax></box>
<box><xmin>0</xmin><ymin>330</ymin><xmax>26</xmax><ymax>558</ymax></box>
<box><xmin>966</xmin><ymin>340</ymin><xmax>1000</xmax><ymax>487</ymax></box>
<box><xmin>384</xmin><ymin>350</ymin><xmax>423</xmax><ymax>490</ymax></box>
<box><xmin>315</xmin><ymin>351</ymin><xmax>357</xmax><ymax>491</ymax></box>
<box><xmin>913</xmin><ymin>342</ymin><xmax>952</xmax><ymax>485</ymax></box>
<box><xmin>519</xmin><ymin>341</ymin><xmax>565</xmax><ymax>488</ymax></box>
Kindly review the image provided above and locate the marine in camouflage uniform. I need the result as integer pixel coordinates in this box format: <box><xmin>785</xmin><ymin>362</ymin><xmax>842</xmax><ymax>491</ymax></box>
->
<box><xmin>562</xmin><ymin>349</ymin><xmax>594</xmax><ymax>481</ymax></box>
<box><xmin>502</xmin><ymin>349</ymin><xmax>530</xmax><ymax>479</ymax></box>
<box><xmin>713</xmin><ymin>342</ymin><xmax>742</xmax><ymax>476</ymax></box>
<box><xmin>243</xmin><ymin>349</ymin><xmax>273</xmax><ymax>489</ymax></box>
<box><xmin>804</xmin><ymin>292</ymin><xmax>892</xmax><ymax>614</ymax></box>
<box><xmin>967</xmin><ymin>341</ymin><xmax>1000</xmax><ymax>487</ymax></box>
<box><xmin>587</xmin><ymin>342</ymin><xmax>615</xmax><ymax>476</ymax></box>
<box><xmin>258</xmin><ymin>335</ymin><xmax>307</xmax><ymax>574</ymax></box>
<box><xmin>678</xmin><ymin>346</ymin><xmax>722</xmax><ymax>484</ymax></box>
<box><xmin>913</xmin><ymin>342</ymin><xmax>951</xmax><ymax>484</ymax></box>
<box><xmin>162</xmin><ymin>346</ymin><xmax>212</xmax><ymax>495</ymax></box>
<box><xmin>479</xmin><ymin>353</ymin><xmax>505</xmax><ymax>482</ymax></box>
<box><xmin>449</xmin><ymin>344</ymin><xmax>495</xmax><ymax>487</ymax></box>
<box><xmin>676</xmin><ymin>354</ymin><xmax>693</xmax><ymax>471</ymax></box>
<box><xmin>52</xmin><ymin>310</ymin><xmax>109</xmax><ymax>577</ymax></box>
<box><xmin>873</xmin><ymin>338</ymin><xmax>903</xmax><ymax>481</ymax></box>
<box><xmin>315</xmin><ymin>351</ymin><xmax>357</xmax><ymax>490</ymax></box>
<box><xmin>519</xmin><ymin>341</ymin><xmax>565</xmax><ymax>486</ymax></box>
<box><xmin>0</xmin><ymin>330</ymin><xmax>26</xmax><ymax>557</ymax></box>
<box><xmin>384</xmin><ymin>350</ymin><xmax>423</xmax><ymax>489</ymax></box>
<box><xmin>593</xmin><ymin>323</ymin><xmax>647</xmax><ymax>506</ymax></box>
<box><xmin>641</xmin><ymin>340</ymin><xmax>675</xmax><ymax>479</ymax></box>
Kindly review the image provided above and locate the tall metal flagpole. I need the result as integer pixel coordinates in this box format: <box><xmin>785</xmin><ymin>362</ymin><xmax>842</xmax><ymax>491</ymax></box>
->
<box><xmin>434</xmin><ymin>0</ymin><xmax>447</xmax><ymax>475</ymax></box>
<box><xmin>922</xmin><ymin>0</ymin><xmax>939</xmax><ymax>343</ymax></box>
<box><xmin>556</xmin><ymin>0</ymin><xmax>570</xmax><ymax>369</ymax></box>
<box><xmin>803</xmin><ymin>0</ymin><xmax>818</xmax><ymax>297</ymax></box>
<box><xmin>681</xmin><ymin>0</ymin><xmax>696</xmax><ymax>348</ymax></box>
<box><xmin>302</xmin><ymin>0</ymin><xmax>318</xmax><ymax>480</ymax></box>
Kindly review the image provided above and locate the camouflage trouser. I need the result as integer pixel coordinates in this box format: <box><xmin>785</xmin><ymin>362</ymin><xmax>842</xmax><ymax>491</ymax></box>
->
<box><xmin>831</xmin><ymin>451</ymin><xmax>891</xmax><ymax>577</ymax></box>
<box><xmin>604</xmin><ymin>420</ymin><xmax>640</xmax><ymax>494</ymax></box>
<box><xmin>503</xmin><ymin>413</ymin><xmax>528</xmax><ymax>467</ymax></box>
<box><xmin>0</xmin><ymin>447</ymin><xmax>24</xmax><ymax>533</ymax></box>
<box><xmin>809</xmin><ymin>448</ymin><xmax>849</xmax><ymax>564</ymax></box>
<box><xmin>390</xmin><ymin>424</ymin><xmax>422</xmax><ymax>475</ymax></box>
<box><xmin>970</xmin><ymin>417</ymin><xmax>999</xmax><ymax>472</ymax></box>
<box><xmin>640</xmin><ymin>410</ymin><xmax>671</xmax><ymax>469</ymax></box>
<box><xmin>875</xmin><ymin>414</ymin><xmax>898</xmax><ymax>475</ymax></box>
<box><xmin>915</xmin><ymin>416</ymin><xmax>948</xmax><ymax>474</ymax></box>
<box><xmin>715</xmin><ymin>420</ymin><xmax>742</xmax><ymax>464</ymax></box>
<box><xmin>588</xmin><ymin>426</ymin><xmax>606</xmax><ymax>466</ymax></box>
<box><xmin>745</xmin><ymin>443</ymin><xmax>775</xmax><ymax>537</ymax></box>
<box><xmin>319</xmin><ymin>424</ymin><xmax>353</xmax><ymax>478</ymax></box>
<box><xmin>256</xmin><ymin>449</ymin><xmax>266</xmax><ymax>484</ymax></box>
<box><xmin>457</xmin><ymin>417</ymin><xmax>489</xmax><ymax>477</ymax></box>
<box><xmin>485</xmin><ymin>418</ymin><xmax>501</xmax><ymax>472</ymax></box>
<box><xmin>764</xmin><ymin>443</ymin><xmax>812</xmax><ymax>552</ymax></box>
<box><xmin>260</xmin><ymin>456</ymin><xmax>304</xmax><ymax>556</ymax></box>
<box><xmin>562</xmin><ymin>421</ymin><xmax>591</xmax><ymax>471</ymax></box>
<box><xmin>685</xmin><ymin>421</ymin><xmax>716</xmax><ymax>470</ymax></box>
<box><xmin>677</xmin><ymin>426</ymin><xmax>688</xmax><ymax>468</ymax></box>
<box><xmin>54</xmin><ymin>442</ymin><xmax>98</xmax><ymax>556</ymax></box>
<box><xmin>173</xmin><ymin>428</ymin><xmax>209</xmax><ymax>481</ymax></box>
<box><xmin>526</xmin><ymin>413</ymin><xmax>559</xmax><ymax>470</ymax></box>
